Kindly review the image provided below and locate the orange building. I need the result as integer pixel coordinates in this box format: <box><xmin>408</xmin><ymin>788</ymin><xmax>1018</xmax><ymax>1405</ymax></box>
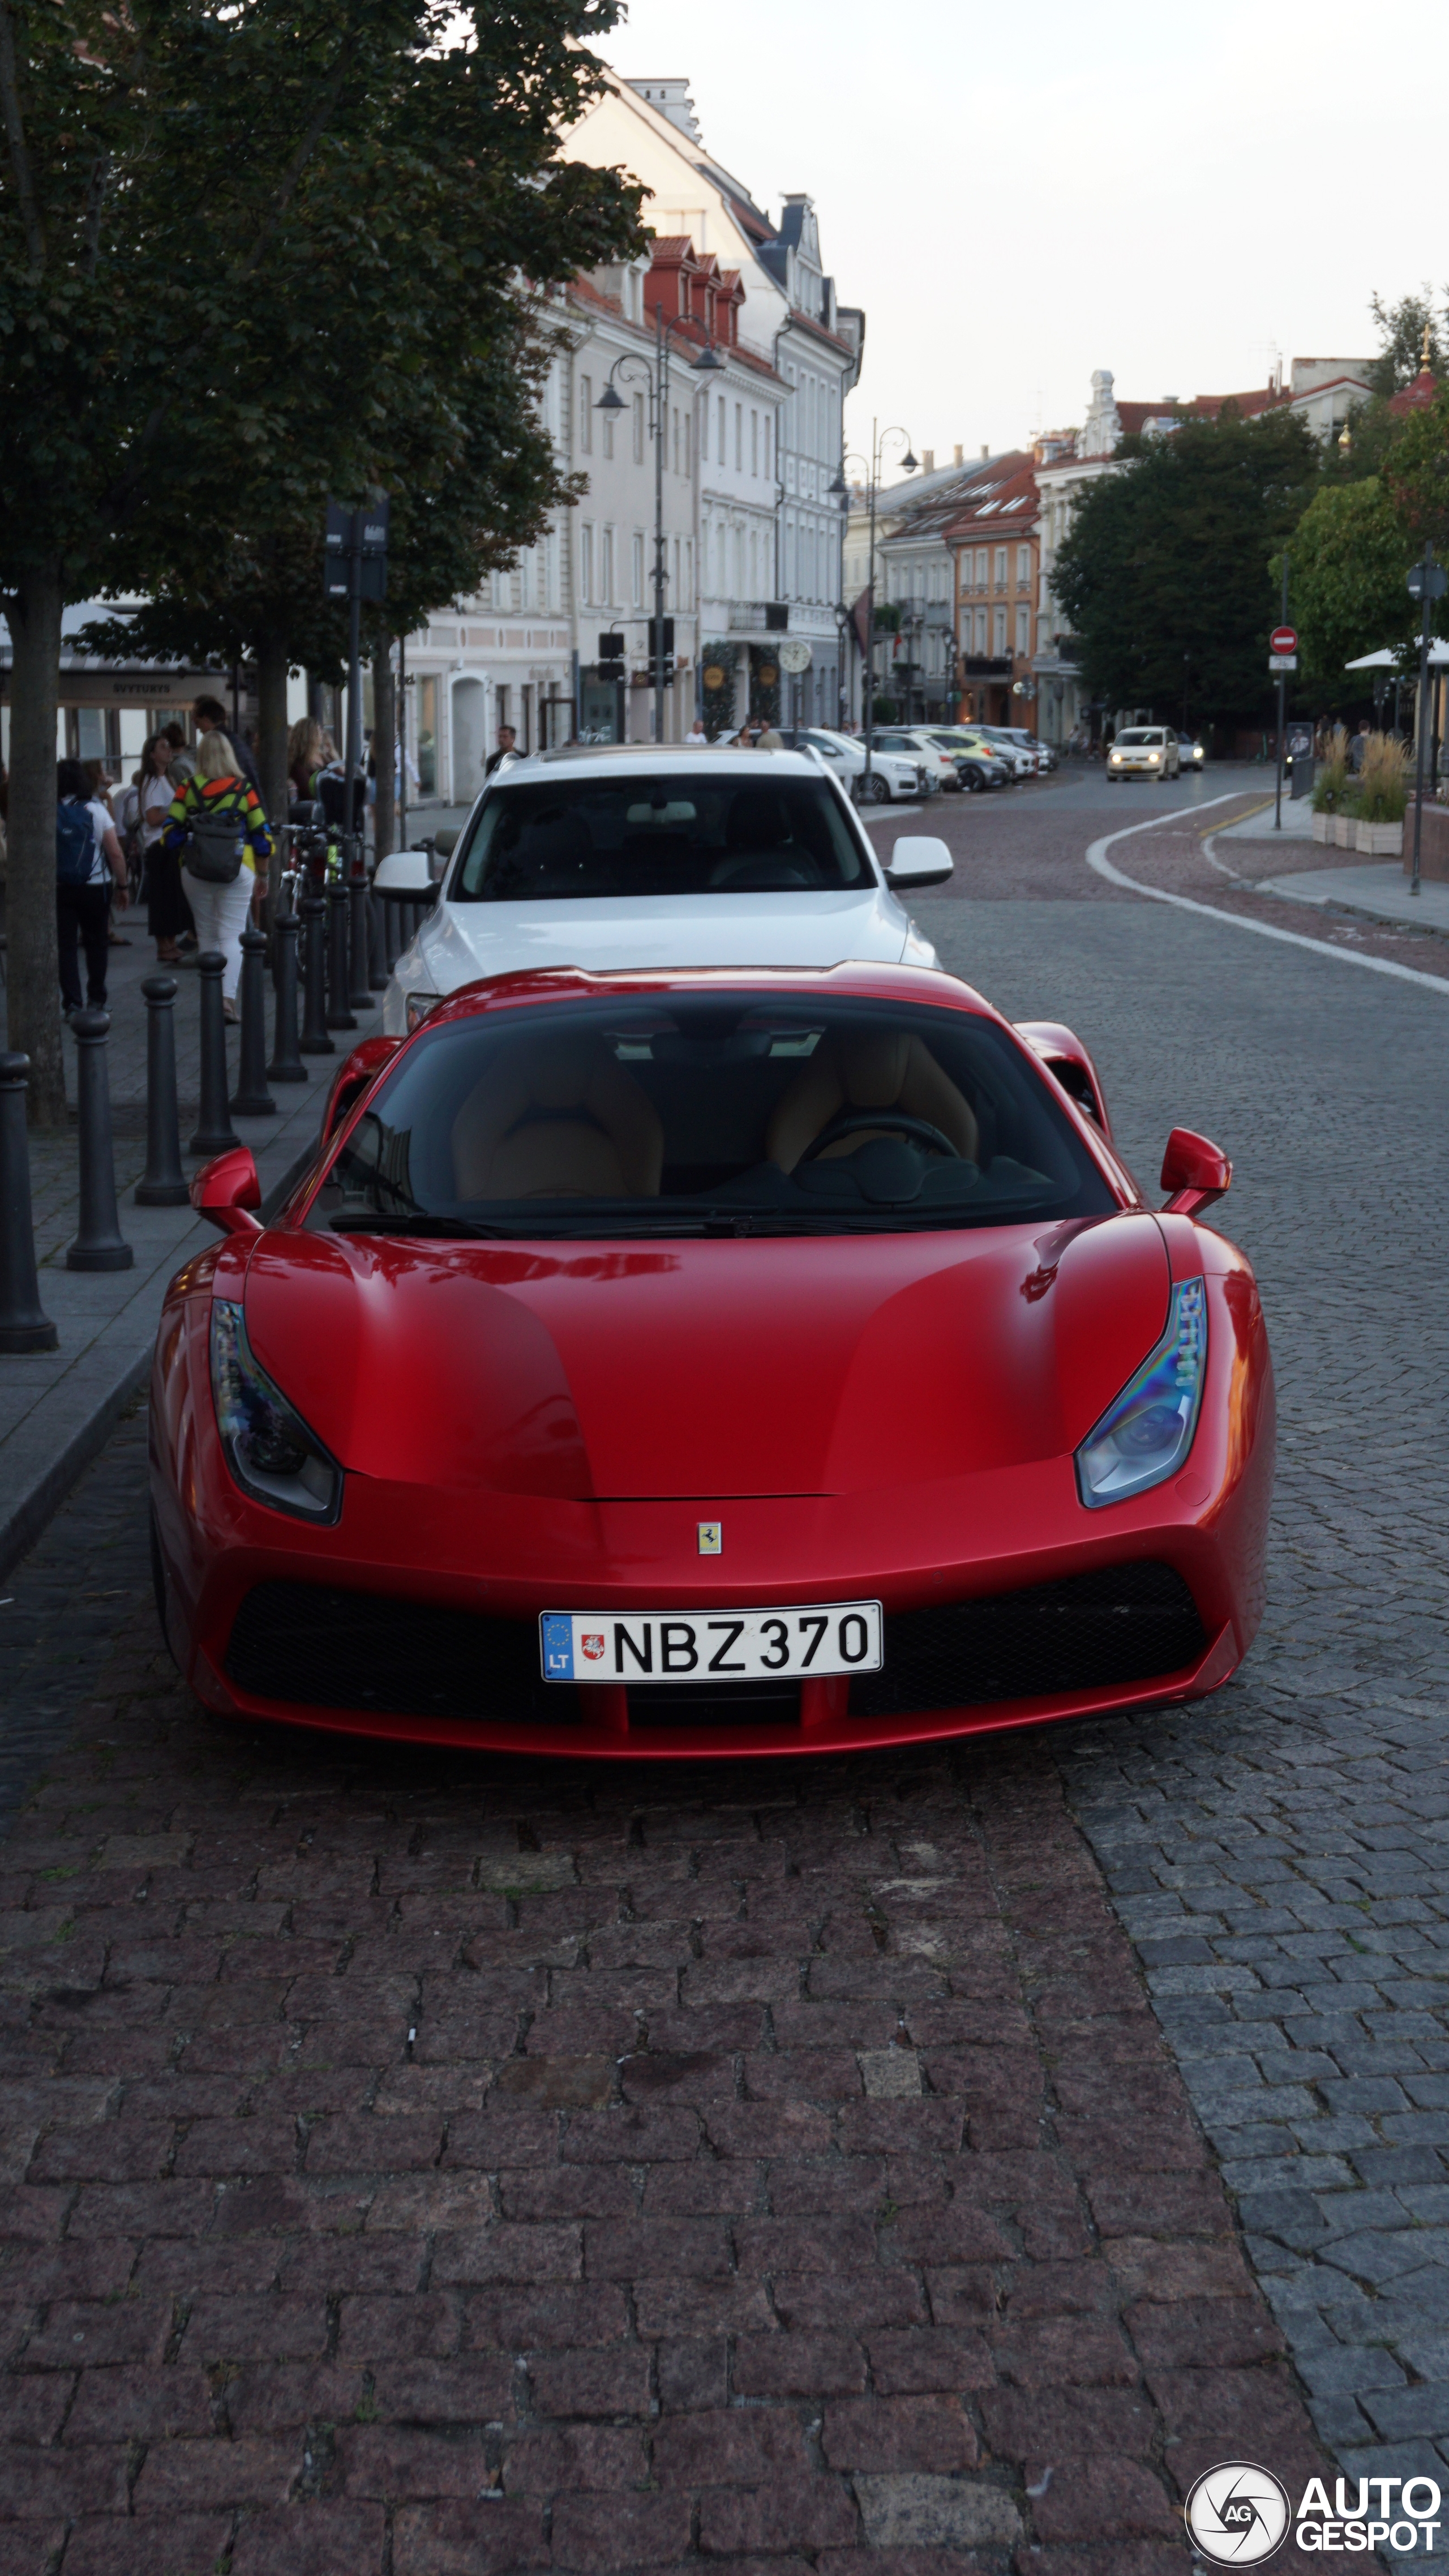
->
<box><xmin>944</xmin><ymin>453</ymin><xmax>1041</xmax><ymax>728</ymax></box>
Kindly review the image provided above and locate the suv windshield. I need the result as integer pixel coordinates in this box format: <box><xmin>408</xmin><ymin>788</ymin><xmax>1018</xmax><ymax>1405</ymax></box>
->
<box><xmin>312</xmin><ymin>995</ymin><xmax>1116</xmax><ymax>1242</ymax></box>
<box><xmin>453</xmin><ymin>773</ymin><xmax>871</xmax><ymax>901</ymax></box>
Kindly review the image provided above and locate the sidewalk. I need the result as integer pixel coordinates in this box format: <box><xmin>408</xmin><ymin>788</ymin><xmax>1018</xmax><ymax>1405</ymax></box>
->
<box><xmin>1255</xmin><ymin>859</ymin><xmax>1449</xmax><ymax>934</ymax></box>
<box><xmin>0</xmin><ymin>932</ymin><xmax>386</xmax><ymax>1578</ymax></box>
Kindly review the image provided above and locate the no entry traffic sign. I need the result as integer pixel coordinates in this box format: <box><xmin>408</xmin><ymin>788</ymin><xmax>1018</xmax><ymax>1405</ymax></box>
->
<box><xmin>1270</xmin><ymin>624</ymin><xmax>1297</xmax><ymax>654</ymax></box>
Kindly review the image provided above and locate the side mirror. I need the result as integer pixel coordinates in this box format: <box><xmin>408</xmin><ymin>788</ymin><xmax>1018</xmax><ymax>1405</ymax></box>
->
<box><xmin>432</xmin><ymin>827</ymin><xmax>458</xmax><ymax>861</ymax></box>
<box><xmin>885</xmin><ymin>836</ymin><xmax>954</xmax><ymax>890</ymax></box>
<box><xmin>191</xmin><ymin>1146</ymin><xmax>262</xmax><ymax>1236</ymax></box>
<box><xmin>1015</xmin><ymin>1020</ymin><xmax>1112</xmax><ymax>1138</ymax></box>
<box><xmin>373</xmin><ymin>846</ymin><xmax>436</xmax><ymax>895</ymax></box>
<box><xmin>1161</xmin><ymin>1127</ymin><xmax>1231</xmax><ymax>1217</ymax></box>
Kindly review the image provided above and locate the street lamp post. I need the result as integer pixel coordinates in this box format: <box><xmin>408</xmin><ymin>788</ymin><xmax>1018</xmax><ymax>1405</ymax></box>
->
<box><xmin>830</xmin><ymin>423</ymin><xmax>917</xmax><ymax>781</ymax></box>
<box><xmin>598</xmin><ymin>312</ymin><xmax>722</xmax><ymax>748</ymax></box>
<box><xmin>1407</xmin><ymin>541</ymin><xmax>1448</xmax><ymax>897</ymax></box>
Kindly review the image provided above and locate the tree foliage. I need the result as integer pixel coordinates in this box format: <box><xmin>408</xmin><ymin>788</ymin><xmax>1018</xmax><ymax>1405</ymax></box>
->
<box><xmin>1367</xmin><ymin>286</ymin><xmax>1448</xmax><ymax>397</ymax></box>
<box><xmin>1053</xmin><ymin>409</ymin><xmax>1318</xmax><ymax>722</ymax></box>
<box><xmin>0</xmin><ymin>0</ymin><xmax>642</xmax><ymax>1119</ymax></box>
<box><xmin>1276</xmin><ymin>482</ymin><xmax>1417</xmax><ymax>690</ymax></box>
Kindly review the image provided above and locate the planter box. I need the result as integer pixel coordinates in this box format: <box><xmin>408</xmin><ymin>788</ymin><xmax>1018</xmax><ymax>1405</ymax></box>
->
<box><xmin>1404</xmin><ymin>799</ymin><xmax>1449</xmax><ymax>881</ymax></box>
<box><xmin>1310</xmin><ymin>810</ymin><xmax>1331</xmax><ymax>844</ymax></box>
<box><xmin>1356</xmin><ymin>820</ymin><xmax>1404</xmax><ymax>856</ymax></box>
<box><xmin>1332</xmin><ymin>815</ymin><xmax>1355</xmax><ymax>847</ymax></box>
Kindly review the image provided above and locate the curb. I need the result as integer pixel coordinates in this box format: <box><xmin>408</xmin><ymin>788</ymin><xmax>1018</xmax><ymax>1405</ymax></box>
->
<box><xmin>0</xmin><ymin>1137</ymin><xmax>319</xmax><ymax>1586</ymax></box>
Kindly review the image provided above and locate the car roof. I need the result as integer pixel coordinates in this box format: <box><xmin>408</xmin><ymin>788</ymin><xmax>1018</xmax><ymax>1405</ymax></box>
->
<box><xmin>509</xmin><ymin>744</ymin><xmax>821</xmax><ymax>783</ymax></box>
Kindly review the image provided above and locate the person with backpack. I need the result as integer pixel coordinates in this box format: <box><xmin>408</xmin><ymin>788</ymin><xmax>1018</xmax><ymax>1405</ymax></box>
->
<box><xmin>160</xmin><ymin>730</ymin><xmax>273</xmax><ymax>1021</ymax></box>
<box><xmin>55</xmin><ymin>758</ymin><xmax>129</xmax><ymax>1013</ymax></box>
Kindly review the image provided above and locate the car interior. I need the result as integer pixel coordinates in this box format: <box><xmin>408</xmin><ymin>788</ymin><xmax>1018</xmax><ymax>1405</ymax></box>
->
<box><xmin>316</xmin><ymin>999</ymin><xmax>1115</xmax><ymax>1235</ymax></box>
<box><xmin>453</xmin><ymin>777</ymin><xmax>871</xmax><ymax>901</ymax></box>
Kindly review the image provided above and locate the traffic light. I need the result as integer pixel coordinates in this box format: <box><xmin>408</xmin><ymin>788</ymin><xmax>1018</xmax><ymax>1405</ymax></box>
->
<box><xmin>597</xmin><ymin>631</ymin><xmax>625</xmax><ymax>681</ymax></box>
<box><xmin>647</xmin><ymin>617</ymin><xmax>675</xmax><ymax>678</ymax></box>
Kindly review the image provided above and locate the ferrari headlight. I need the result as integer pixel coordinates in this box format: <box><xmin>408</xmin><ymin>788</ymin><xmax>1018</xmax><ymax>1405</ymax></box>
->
<box><xmin>209</xmin><ymin>1300</ymin><xmax>341</xmax><ymax>1522</ymax></box>
<box><xmin>1075</xmin><ymin>1278</ymin><xmax>1206</xmax><ymax>1508</ymax></box>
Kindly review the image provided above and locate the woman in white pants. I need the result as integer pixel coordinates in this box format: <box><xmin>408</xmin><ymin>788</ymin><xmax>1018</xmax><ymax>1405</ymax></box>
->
<box><xmin>160</xmin><ymin>729</ymin><xmax>273</xmax><ymax>1019</ymax></box>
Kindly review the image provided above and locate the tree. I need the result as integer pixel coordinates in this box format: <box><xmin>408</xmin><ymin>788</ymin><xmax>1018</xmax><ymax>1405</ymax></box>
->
<box><xmin>1053</xmin><ymin>409</ymin><xmax>1318</xmax><ymax>726</ymax></box>
<box><xmin>0</xmin><ymin>0</ymin><xmax>639</xmax><ymax>1122</ymax></box>
<box><xmin>1367</xmin><ymin>286</ymin><xmax>1448</xmax><ymax>397</ymax></box>
<box><xmin>1274</xmin><ymin>482</ymin><xmax>1416</xmax><ymax>692</ymax></box>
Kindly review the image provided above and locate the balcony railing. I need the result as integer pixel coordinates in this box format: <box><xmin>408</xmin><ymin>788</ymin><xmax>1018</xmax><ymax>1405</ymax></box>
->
<box><xmin>724</xmin><ymin>600</ymin><xmax>790</xmax><ymax>633</ymax></box>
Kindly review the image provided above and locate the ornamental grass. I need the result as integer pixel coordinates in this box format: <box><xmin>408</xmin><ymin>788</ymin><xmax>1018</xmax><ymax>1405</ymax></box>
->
<box><xmin>1311</xmin><ymin>725</ymin><xmax>1349</xmax><ymax>812</ymax></box>
<box><xmin>1354</xmin><ymin>730</ymin><xmax>1411</xmax><ymax>824</ymax></box>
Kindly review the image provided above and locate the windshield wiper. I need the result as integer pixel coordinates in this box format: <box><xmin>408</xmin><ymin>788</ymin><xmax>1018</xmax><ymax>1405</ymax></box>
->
<box><xmin>329</xmin><ymin>1212</ymin><xmax>514</xmax><ymax>1238</ymax></box>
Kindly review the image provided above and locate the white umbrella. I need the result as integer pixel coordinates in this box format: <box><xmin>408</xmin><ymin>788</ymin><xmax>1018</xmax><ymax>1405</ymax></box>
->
<box><xmin>1344</xmin><ymin>643</ymin><xmax>1449</xmax><ymax>667</ymax></box>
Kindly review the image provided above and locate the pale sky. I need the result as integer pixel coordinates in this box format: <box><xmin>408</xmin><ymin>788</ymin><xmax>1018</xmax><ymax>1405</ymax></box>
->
<box><xmin>607</xmin><ymin>0</ymin><xmax>1443</xmax><ymax>478</ymax></box>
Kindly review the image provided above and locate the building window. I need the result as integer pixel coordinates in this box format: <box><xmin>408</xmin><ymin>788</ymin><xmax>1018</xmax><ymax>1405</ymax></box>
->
<box><xmin>1015</xmin><ymin>605</ymin><xmax>1031</xmax><ymax>657</ymax></box>
<box><xmin>580</xmin><ymin>376</ymin><xmax>592</xmax><ymax>455</ymax></box>
<box><xmin>994</xmin><ymin>547</ymin><xmax>1007</xmax><ymax>587</ymax></box>
<box><xmin>751</xmin><ymin>410</ymin><xmax>758</xmax><ymax>476</ymax></box>
<box><xmin>700</xmin><ymin>398</ymin><xmax>709</xmax><ymax>463</ymax></box>
<box><xmin>1017</xmin><ymin>545</ymin><xmax>1031</xmax><ymax>587</ymax></box>
<box><xmin>718</xmin><ymin>395</ymin><xmax>726</xmax><ymax>464</ymax></box>
<box><xmin>763</xmin><ymin>416</ymin><xmax>770</xmax><ymax>482</ymax></box>
<box><xmin>601</xmin><ymin>525</ymin><xmax>614</xmax><ymax>603</ymax></box>
<box><xmin>580</xmin><ymin>523</ymin><xmax>594</xmax><ymax>605</ymax></box>
<box><xmin>672</xmin><ymin>406</ymin><xmax>680</xmax><ymax>476</ymax></box>
<box><xmin>993</xmin><ymin>606</ymin><xmax>1008</xmax><ymax>655</ymax></box>
<box><xmin>602</xmin><ymin>408</ymin><xmax>614</xmax><ymax>461</ymax></box>
<box><xmin>672</xmin><ymin>534</ymin><xmax>681</xmax><ymax>605</ymax></box>
<box><xmin>684</xmin><ymin>413</ymin><xmax>691</xmax><ymax>479</ymax></box>
<box><xmin>975</xmin><ymin>609</ymin><xmax>988</xmax><ymax>652</ymax></box>
<box><xmin>633</xmin><ymin>393</ymin><xmax>645</xmax><ymax>465</ymax></box>
<box><xmin>975</xmin><ymin>548</ymin><xmax>987</xmax><ymax>585</ymax></box>
<box><xmin>684</xmin><ymin>537</ymin><xmax>694</xmax><ymax>609</ymax></box>
<box><xmin>735</xmin><ymin>403</ymin><xmax>743</xmax><ymax>471</ymax></box>
<box><xmin>632</xmin><ymin>530</ymin><xmax>644</xmax><ymax>609</ymax></box>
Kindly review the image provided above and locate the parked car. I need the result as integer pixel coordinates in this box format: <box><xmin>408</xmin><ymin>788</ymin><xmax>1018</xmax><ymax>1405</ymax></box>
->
<box><xmin>999</xmin><ymin>728</ymin><xmax>1058</xmax><ymax>773</ymax></box>
<box><xmin>378</xmin><ymin>743</ymin><xmax>953</xmax><ymax>1034</ymax></box>
<box><xmin>162</xmin><ymin>962</ymin><xmax>1270</xmax><ymax>1758</ymax></box>
<box><xmin>925</xmin><ymin>730</ymin><xmax>1013</xmax><ymax>791</ymax></box>
<box><xmin>872</xmin><ymin>728</ymin><xmax>963</xmax><ymax>793</ymax></box>
<box><xmin>1107</xmin><ymin>726</ymin><xmax>1181</xmax><ymax>781</ymax></box>
<box><xmin>968</xmin><ymin>726</ymin><xmax>1039</xmax><ymax>782</ymax></box>
<box><xmin>785</xmin><ymin>727</ymin><xmax>932</xmax><ymax>806</ymax></box>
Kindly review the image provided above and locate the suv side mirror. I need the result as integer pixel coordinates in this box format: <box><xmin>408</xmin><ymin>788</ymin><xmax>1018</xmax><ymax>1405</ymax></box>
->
<box><xmin>374</xmin><ymin>847</ymin><xmax>435</xmax><ymax>895</ymax></box>
<box><xmin>192</xmin><ymin>1146</ymin><xmax>262</xmax><ymax>1235</ymax></box>
<box><xmin>885</xmin><ymin>836</ymin><xmax>953</xmax><ymax>890</ymax></box>
<box><xmin>432</xmin><ymin>827</ymin><xmax>458</xmax><ymax>860</ymax></box>
<box><xmin>1160</xmin><ymin>1127</ymin><xmax>1231</xmax><ymax>1217</ymax></box>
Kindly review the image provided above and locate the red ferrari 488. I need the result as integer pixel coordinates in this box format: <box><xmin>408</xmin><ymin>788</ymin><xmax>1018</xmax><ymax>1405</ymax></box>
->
<box><xmin>150</xmin><ymin>964</ymin><xmax>1273</xmax><ymax>1758</ymax></box>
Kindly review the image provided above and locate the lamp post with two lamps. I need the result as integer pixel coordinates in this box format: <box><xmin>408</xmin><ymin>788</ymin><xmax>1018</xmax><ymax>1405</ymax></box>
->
<box><xmin>596</xmin><ymin>309</ymin><xmax>723</xmax><ymax>748</ymax></box>
<box><xmin>829</xmin><ymin>424</ymin><xmax>918</xmax><ymax>773</ymax></box>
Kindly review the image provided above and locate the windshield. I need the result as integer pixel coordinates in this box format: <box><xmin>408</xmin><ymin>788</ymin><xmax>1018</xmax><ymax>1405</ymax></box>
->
<box><xmin>311</xmin><ymin>995</ymin><xmax>1117</xmax><ymax>1242</ymax></box>
<box><xmin>453</xmin><ymin>773</ymin><xmax>871</xmax><ymax>901</ymax></box>
<box><xmin>1114</xmin><ymin>730</ymin><xmax>1163</xmax><ymax>746</ymax></box>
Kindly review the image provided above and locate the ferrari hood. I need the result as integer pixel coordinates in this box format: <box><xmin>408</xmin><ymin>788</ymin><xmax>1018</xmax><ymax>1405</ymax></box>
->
<box><xmin>243</xmin><ymin>1214</ymin><xmax>1169</xmax><ymax>1501</ymax></box>
<box><xmin>416</xmin><ymin>888</ymin><xmax>928</xmax><ymax>991</ymax></box>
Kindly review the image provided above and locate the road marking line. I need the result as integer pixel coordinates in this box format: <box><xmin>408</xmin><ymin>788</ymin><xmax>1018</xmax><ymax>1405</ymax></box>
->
<box><xmin>1086</xmin><ymin>801</ymin><xmax>1449</xmax><ymax>999</ymax></box>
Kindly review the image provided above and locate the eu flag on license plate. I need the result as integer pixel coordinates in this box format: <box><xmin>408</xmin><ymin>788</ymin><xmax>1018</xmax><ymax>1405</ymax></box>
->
<box><xmin>541</xmin><ymin>1615</ymin><xmax>574</xmax><ymax>1680</ymax></box>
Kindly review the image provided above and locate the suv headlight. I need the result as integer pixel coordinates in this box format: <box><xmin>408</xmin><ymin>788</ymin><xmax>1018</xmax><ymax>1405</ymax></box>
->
<box><xmin>1075</xmin><ymin>1277</ymin><xmax>1206</xmax><ymax>1508</ymax></box>
<box><xmin>210</xmin><ymin>1300</ymin><xmax>342</xmax><ymax>1522</ymax></box>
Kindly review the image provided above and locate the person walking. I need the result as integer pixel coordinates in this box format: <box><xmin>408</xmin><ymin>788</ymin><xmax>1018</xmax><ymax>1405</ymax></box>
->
<box><xmin>56</xmin><ymin>757</ymin><xmax>128</xmax><ymax>1013</ymax></box>
<box><xmin>133</xmin><ymin>732</ymin><xmax>188</xmax><ymax>964</ymax></box>
<box><xmin>684</xmin><ymin>717</ymin><xmax>709</xmax><ymax>747</ymax></box>
<box><xmin>161</xmin><ymin>730</ymin><xmax>273</xmax><ymax>1020</ymax></box>
<box><xmin>194</xmin><ymin>694</ymin><xmax>261</xmax><ymax>795</ymax></box>
<box><xmin>485</xmin><ymin>723</ymin><xmax>517</xmax><ymax>777</ymax></box>
<box><xmin>287</xmin><ymin>717</ymin><xmax>325</xmax><ymax>806</ymax></box>
<box><xmin>1347</xmin><ymin>719</ymin><xmax>1371</xmax><ymax>776</ymax></box>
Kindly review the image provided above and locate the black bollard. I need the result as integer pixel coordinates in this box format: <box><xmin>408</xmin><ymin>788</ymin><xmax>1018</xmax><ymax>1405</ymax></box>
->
<box><xmin>66</xmin><ymin>1011</ymin><xmax>134</xmax><ymax>1272</ymax></box>
<box><xmin>230</xmin><ymin>929</ymin><xmax>277</xmax><ymax>1118</ymax></box>
<box><xmin>299</xmin><ymin>895</ymin><xmax>335</xmax><ymax>1057</ymax></box>
<box><xmin>398</xmin><ymin>899</ymin><xmax>416</xmax><ymax>949</ymax></box>
<box><xmin>0</xmin><ymin>1055</ymin><xmax>58</xmax><ymax>1352</ymax></box>
<box><xmin>367</xmin><ymin>882</ymin><xmax>388</xmax><ymax>991</ymax></box>
<box><xmin>190</xmin><ymin>951</ymin><xmax>240</xmax><ymax>1155</ymax></box>
<box><xmin>381</xmin><ymin>896</ymin><xmax>399</xmax><ymax>973</ymax></box>
<box><xmin>326</xmin><ymin>885</ymin><xmax>357</xmax><ymax>1032</ymax></box>
<box><xmin>347</xmin><ymin>871</ymin><xmax>372</xmax><ymax>1011</ymax></box>
<box><xmin>267</xmin><ymin>909</ymin><xmax>308</xmax><ymax>1084</ymax></box>
<box><xmin>135</xmin><ymin>976</ymin><xmax>189</xmax><ymax>1205</ymax></box>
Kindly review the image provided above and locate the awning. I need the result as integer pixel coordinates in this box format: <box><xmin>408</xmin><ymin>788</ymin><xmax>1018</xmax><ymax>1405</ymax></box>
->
<box><xmin>1345</xmin><ymin>643</ymin><xmax>1449</xmax><ymax>668</ymax></box>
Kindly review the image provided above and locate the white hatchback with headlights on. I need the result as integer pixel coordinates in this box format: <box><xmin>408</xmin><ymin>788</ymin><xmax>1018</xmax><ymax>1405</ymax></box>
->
<box><xmin>379</xmin><ymin>743</ymin><xmax>953</xmax><ymax>1036</ymax></box>
<box><xmin>1107</xmin><ymin>726</ymin><xmax>1181</xmax><ymax>781</ymax></box>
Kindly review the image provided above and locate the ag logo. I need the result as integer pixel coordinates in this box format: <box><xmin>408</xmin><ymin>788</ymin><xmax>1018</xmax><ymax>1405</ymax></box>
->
<box><xmin>1184</xmin><ymin>2463</ymin><xmax>1290</xmax><ymax>2563</ymax></box>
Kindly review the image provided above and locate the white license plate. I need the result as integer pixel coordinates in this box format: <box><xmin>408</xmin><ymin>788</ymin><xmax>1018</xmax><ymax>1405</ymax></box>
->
<box><xmin>539</xmin><ymin>1602</ymin><xmax>883</xmax><ymax>1685</ymax></box>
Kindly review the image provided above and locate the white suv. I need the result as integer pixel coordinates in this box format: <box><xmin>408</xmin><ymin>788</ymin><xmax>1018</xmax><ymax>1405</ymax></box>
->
<box><xmin>380</xmin><ymin>743</ymin><xmax>953</xmax><ymax>1035</ymax></box>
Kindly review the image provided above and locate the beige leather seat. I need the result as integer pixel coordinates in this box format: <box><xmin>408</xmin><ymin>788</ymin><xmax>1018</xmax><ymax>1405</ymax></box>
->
<box><xmin>451</xmin><ymin>1035</ymin><xmax>663</xmax><ymax>1200</ymax></box>
<box><xmin>768</xmin><ymin>1030</ymin><xmax>979</xmax><ymax>1171</ymax></box>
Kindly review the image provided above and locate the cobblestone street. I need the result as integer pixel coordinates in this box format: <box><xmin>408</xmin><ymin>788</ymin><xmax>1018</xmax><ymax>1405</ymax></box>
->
<box><xmin>2</xmin><ymin>771</ymin><xmax>1446</xmax><ymax>2572</ymax></box>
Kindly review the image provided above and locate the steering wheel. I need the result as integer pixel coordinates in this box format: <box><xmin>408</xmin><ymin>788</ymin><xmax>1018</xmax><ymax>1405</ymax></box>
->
<box><xmin>802</xmin><ymin>1110</ymin><xmax>962</xmax><ymax>1162</ymax></box>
